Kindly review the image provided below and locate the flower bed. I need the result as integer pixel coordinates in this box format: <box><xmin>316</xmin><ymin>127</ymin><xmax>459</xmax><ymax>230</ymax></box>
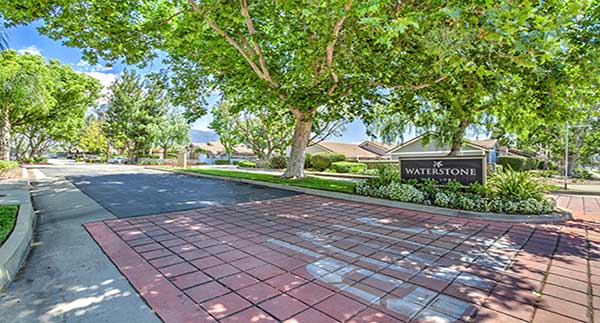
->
<box><xmin>355</xmin><ymin>166</ymin><xmax>557</xmax><ymax>215</ymax></box>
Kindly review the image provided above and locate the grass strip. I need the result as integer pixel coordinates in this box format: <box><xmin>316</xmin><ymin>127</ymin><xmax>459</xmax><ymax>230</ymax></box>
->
<box><xmin>174</xmin><ymin>168</ymin><xmax>356</xmax><ymax>194</ymax></box>
<box><xmin>0</xmin><ymin>205</ymin><xmax>18</xmax><ymax>245</ymax></box>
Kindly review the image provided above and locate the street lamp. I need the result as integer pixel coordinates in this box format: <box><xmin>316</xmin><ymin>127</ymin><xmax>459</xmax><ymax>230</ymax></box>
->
<box><xmin>564</xmin><ymin>123</ymin><xmax>591</xmax><ymax>190</ymax></box>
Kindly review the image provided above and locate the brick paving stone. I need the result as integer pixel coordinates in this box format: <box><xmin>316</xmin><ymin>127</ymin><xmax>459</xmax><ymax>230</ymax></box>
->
<box><xmin>238</xmin><ymin>282</ymin><xmax>281</xmax><ymax>304</ymax></box>
<box><xmin>219</xmin><ymin>307</ymin><xmax>276</xmax><ymax>323</ymax></box>
<box><xmin>220</xmin><ymin>272</ymin><xmax>259</xmax><ymax>290</ymax></box>
<box><xmin>185</xmin><ymin>281</ymin><xmax>230</xmax><ymax>304</ymax></box>
<box><xmin>171</xmin><ymin>271</ymin><xmax>212</xmax><ymax>290</ymax></box>
<box><xmin>203</xmin><ymin>263</ymin><xmax>241</xmax><ymax>279</ymax></box>
<box><xmin>346</xmin><ymin>308</ymin><xmax>397</xmax><ymax>323</ymax></box>
<box><xmin>260</xmin><ymin>293</ymin><xmax>308</xmax><ymax>320</ymax></box>
<box><xmin>265</xmin><ymin>272</ymin><xmax>307</xmax><ymax>292</ymax></box>
<box><xmin>473</xmin><ymin>308</ymin><xmax>527</xmax><ymax>323</ymax></box>
<box><xmin>483</xmin><ymin>295</ymin><xmax>535</xmax><ymax>321</ymax></box>
<box><xmin>158</xmin><ymin>262</ymin><xmax>197</xmax><ymax>278</ymax></box>
<box><xmin>200</xmin><ymin>292</ymin><xmax>251</xmax><ymax>319</ymax></box>
<box><xmin>247</xmin><ymin>264</ymin><xmax>286</xmax><ymax>281</ymax></box>
<box><xmin>532</xmin><ymin>308</ymin><xmax>585</xmax><ymax>323</ymax></box>
<box><xmin>287</xmin><ymin>282</ymin><xmax>335</xmax><ymax>305</ymax></box>
<box><xmin>538</xmin><ymin>294</ymin><xmax>590</xmax><ymax>322</ymax></box>
<box><xmin>315</xmin><ymin>294</ymin><xmax>368</xmax><ymax>322</ymax></box>
<box><xmin>284</xmin><ymin>308</ymin><xmax>339</xmax><ymax>323</ymax></box>
<box><xmin>542</xmin><ymin>283</ymin><xmax>589</xmax><ymax>306</ymax></box>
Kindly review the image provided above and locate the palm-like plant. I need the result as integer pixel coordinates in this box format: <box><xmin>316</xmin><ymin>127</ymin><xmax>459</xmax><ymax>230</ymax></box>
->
<box><xmin>488</xmin><ymin>167</ymin><xmax>547</xmax><ymax>200</ymax></box>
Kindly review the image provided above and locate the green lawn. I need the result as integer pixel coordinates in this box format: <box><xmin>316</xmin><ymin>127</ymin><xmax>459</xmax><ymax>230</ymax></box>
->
<box><xmin>0</xmin><ymin>205</ymin><xmax>18</xmax><ymax>245</ymax></box>
<box><xmin>175</xmin><ymin>168</ymin><xmax>356</xmax><ymax>194</ymax></box>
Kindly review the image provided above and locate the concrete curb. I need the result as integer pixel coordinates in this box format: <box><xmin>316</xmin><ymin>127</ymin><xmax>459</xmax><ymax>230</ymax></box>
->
<box><xmin>550</xmin><ymin>189</ymin><xmax>600</xmax><ymax>197</ymax></box>
<box><xmin>154</xmin><ymin>168</ymin><xmax>572</xmax><ymax>224</ymax></box>
<box><xmin>0</xmin><ymin>179</ymin><xmax>36</xmax><ymax>291</ymax></box>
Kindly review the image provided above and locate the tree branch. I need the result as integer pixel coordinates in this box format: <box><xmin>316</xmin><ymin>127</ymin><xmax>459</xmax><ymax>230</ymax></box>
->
<box><xmin>325</xmin><ymin>0</ymin><xmax>353</xmax><ymax>96</ymax></box>
<box><xmin>240</xmin><ymin>0</ymin><xmax>273</xmax><ymax>84</ymax></box>
<box><xmin>188</xmin><ymin>0</ymin><xmax>275</xmax><ymax>86</ymax></box>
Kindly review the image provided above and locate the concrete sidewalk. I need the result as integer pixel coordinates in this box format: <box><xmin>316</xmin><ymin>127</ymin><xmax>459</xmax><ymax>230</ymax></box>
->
<box><xmin>0</xmin><ymin>176</ymin><xmax>160</xmax><ymax>323</ymax></box>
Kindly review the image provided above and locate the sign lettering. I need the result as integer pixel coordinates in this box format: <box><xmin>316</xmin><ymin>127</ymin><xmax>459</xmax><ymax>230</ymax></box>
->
<box><xmin>399</xmin><ymin>157</ymin><xmax>485</xmax><ymax>185</ymax></box>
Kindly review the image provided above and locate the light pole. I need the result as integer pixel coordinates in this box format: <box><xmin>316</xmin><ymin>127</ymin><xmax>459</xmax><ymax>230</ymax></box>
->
<box><xmin>564</xmin><ymin>124</ymin><xmax>591</xmax><ymax>190</ymax></box>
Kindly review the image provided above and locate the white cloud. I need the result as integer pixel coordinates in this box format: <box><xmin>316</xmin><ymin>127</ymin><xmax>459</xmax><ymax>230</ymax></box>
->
<box><xmin>85</xmin><ymin>71</ymin><xmax>118</xmax><ymax>104</ymax></box>
<box><xmin>76</xmin><ymin>59</ymin><xmax>113</xmax><ymax>72</ymax></box>
<box><xmin>17</xmin><ymin>45</ymin><xmax>42</xmax><ymax>56</ymax></box>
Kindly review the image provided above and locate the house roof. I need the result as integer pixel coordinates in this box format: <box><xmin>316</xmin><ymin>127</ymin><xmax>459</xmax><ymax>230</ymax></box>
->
<box><xmin>388</xmin><ymin>133</ymin><xmax>494</xmax><ymax>154</ymax></box>
<box><xmin>469</xmin><ymin>139</ymin><xmax>499</xmax><ymax>150</ymax></box>
<box><xmin>192</xmin><ymin>141</ymin><xmax>254</xmax><ymax>156</ymax></box>
<box><xmin>316</xmin><ymin>141</ymin><xmax>379</xmax><ymax>159</ymax></box>
<box><xmin>359</xmin><ymin>140</ymin><xmax>396</xmax><ymax>154</ymax></box>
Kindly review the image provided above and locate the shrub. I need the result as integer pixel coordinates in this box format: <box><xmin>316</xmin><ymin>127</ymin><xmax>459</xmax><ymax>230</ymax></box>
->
<box><xmin>310</xmin><ymin>152</ymin><xmax>345</xmax><ymax>171</ymax></box>
<box><xmin>572</xmin><ymin>168</ymin><xmax>592</xmax><ymax>179</ymax></box>
<box><xmin>358</xmin><ymin>169</ymin><xmax>378</xmax><ymax>176</ymax></box>
<box><xmin>215</xmin><ymin>159</ymin><xmax>230</xmax><ymax>165</ymax></box>
<box><xmin>0</xmin><ymin>160</ymin><xmax>18</xmax><ymax>176</ymax></box>
<box><xmin>238</xmin><ymin>160</ymin><xmax>257</xmax><ymax>168</ymax></box>
<box><xmin>524</xmin><ymin>158</ymin><xmax>543</xmax><ymax>171</ymax></box>
<box><xmin>488</xmin><ymin>168</ymin><xmax>547</xmax><ymax>200</ymax></box>
<box><xmin>384</xmin><ymin>183</ymin><xmax>425</xmax><ymax>203</ymax></box>
<box><xmin>270</xmin><ymin>156</ymin><xmax>288</xmax><ymax>169</ymax></box>
<box><xmin>331</xmin><ymin>161</ymin><xmax>367</xmax><ymax>173</ymax></box>
<box><xmin>496</xmin><ymin>156</ymin><xmax>527</xmax><ymax>171</ymax></box>
<box><xmin>304</xmin><ymin>153</ymin><xmax>312</xmax><ymax>169</ymax></box>
<box><xmin>362</xmin><ymin>160</ymin><xmax>399</xmax><ymax>169</ymax></box>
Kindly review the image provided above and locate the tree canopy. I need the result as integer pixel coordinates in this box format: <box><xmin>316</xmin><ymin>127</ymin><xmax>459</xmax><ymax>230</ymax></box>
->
<box><xmin>2</xmin><ymin>0</ymin><xmax>597</xmax><ymax>174</ymax></box>
<box><xmin>0</xmin><ymin>50</ymin><xmax>100</xmax><ymax>160</ymax></box>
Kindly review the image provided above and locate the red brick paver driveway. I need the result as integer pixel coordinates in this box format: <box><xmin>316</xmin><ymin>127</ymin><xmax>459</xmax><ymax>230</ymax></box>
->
<box><xmin>553</xmin><ymin>194</ymin><xmax>600</xmax><ymax>222</ymax></box>
<box><xmin>85</xmin><ymin>195</ymin><xmax>599</xmax><ymax>323</ymax></box>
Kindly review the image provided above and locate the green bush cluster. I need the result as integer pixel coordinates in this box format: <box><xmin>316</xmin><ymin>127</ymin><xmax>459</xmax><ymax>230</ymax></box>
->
<box><xmin>21</xmin><ymin>156</ymin><xmax>48</xmax><ymax>164</ymax></box>
<box><xmin>361</xmin><ymin>160</ymin><xmax>399</xmax><ymax>169</ymax></box>
<box><xmin>0</xmin><ymin>160</ymin><xmax>18</xmax><ymax>176</ymax></box>
<box><xmin>304</xmin><ymin>153</ymin><xmax>312</xmax><ymax>169</ymax></box>
<box><xmin>496</xmin><ymin>156</ymin><xmax>527</xmax><ymax>171</ymax></box>
<box><xmin>238</xmin><ymin>160</ymin><xmax>257</xmax><ymax>168</ymax></box>
<box><xmin>331</xmin><ymin>161</ymin><xmax>367</xmax><ymax>173</ymax></box>
<box><xmin>310</xmin><ymin>152</ymin><xmax>345</xmax><ymax>171</ymax></box>
<box><xmin>355</xmin><ymin>167</ymin><xmax>556</xmax><ymax>215</ymax></box>
<box><xmin>270</xmin><ymin>156</ymin><xmax>288</xmax><ymax>169</ymax></box>
<box><xmin>572</xmin><ymin>168</ymin><xmax>592</xmax><ymax>179</ymax></box>
<box><xmin>215</xmin><ymin>159</ymin><xmax>230</xmax><ymax>165</ymax></box>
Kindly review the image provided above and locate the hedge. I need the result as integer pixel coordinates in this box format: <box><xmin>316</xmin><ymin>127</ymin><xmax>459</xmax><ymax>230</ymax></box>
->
<box><xmin>270</xmin><ymin>156</ymin><xmax>287</xmax><ymax>169</ymax></box>
<box><xmin>496</xmin><ymin>156</ymin><xmax>527</xmax><ymax>171</ymax></box>
<box><xmin>331</xmin><ymin>161</ymin><xmax>367</xmax><ymax>173</ymax></box>
<box><xmin>310</xmin><ymin>152</ymin><xmax>345</xmax><ymax>171</ymax></box>
<box><xmin>361</xmin><ymin>160</ymin><xmax>399</xmax><ymax>169</ymax></box>
<box><xmin>238</xmin><ymin>160</ymin><xmax>257</xmax><ymax>168</ymax></box>
<box><xmin>215</xmin><ymin>159</ymin><xmax>230</xmax><ymax>165</ymax></box>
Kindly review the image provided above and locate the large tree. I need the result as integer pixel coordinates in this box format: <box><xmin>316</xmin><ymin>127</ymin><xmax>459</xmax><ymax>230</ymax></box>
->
<box><xmin>151</xmin><ymin>108</ymin><xmax>190</xmax><ymax>159</ymax></box>
<box><xmin>365</xmin><ymin>1</ymin><xmax>599</xmax><ymax>154</ymax></box>
<box><xmin>102</xmin><ymin>70</ymin><xmax>165</xmax><ymax>161</ymax></box>
<box><xmin>14</xmin><ymin>59</ymin><xmax>101</xmax><ymax>158</ymax></box>
<box><xmin>2</xmin><ymin>0</ymin><xmax>594</xmax><ymax>175</ymax></box>
<box><xmin>0</xmin><ymin>50</ymin><xmax>53</xmax><ymax>159</ymax></box>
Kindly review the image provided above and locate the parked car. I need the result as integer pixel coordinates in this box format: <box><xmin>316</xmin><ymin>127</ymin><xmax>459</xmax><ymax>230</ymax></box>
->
<box><xmin>108</xmin><ymin>157</ymin><xmax>128</xmax><ymax>164</ymax></box>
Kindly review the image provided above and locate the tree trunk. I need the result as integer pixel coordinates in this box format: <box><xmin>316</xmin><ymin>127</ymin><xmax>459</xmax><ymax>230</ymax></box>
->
<box><xmin>448</xmin><ymin>119</ymin><xmax>470</xmax><ymax>156</ymax></box>
<box><xmin>0</xmin><ymin>106</ymin><xmax>10</xmax><ymax>160</ymax></box>
<box><xmin>283</xmin><ymin>109</ymin><xmax>314</xmax><ymax>178</ymax></box>
<box><xmin>163</xmin><ymin>146</ymin><xmax>169</xmax><ymax>160</ymax></box>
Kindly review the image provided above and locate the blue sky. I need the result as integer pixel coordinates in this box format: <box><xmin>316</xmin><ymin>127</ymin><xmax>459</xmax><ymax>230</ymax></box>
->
<box><xmin>8</xmin><ymin>21</ymin><xmax>377</xmax><ymax>144</ymax></box>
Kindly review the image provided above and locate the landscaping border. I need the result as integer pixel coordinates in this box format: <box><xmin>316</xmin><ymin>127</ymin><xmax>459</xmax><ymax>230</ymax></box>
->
<box><xmin>155</xmin><ymin>167</ymin><xmax>572</xmax><ymax>223</ymax></box>
<box><xmin>0</xmin><ymin>179</ymin><xmax>36</xmax><ymax>291</ymax></box>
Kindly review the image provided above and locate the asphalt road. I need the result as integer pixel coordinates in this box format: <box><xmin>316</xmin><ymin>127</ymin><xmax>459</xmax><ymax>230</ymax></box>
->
<box><xmin>38</xmin><ymin>162</ymin><xmax>298</xmax><ymax>218</ymax></box>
